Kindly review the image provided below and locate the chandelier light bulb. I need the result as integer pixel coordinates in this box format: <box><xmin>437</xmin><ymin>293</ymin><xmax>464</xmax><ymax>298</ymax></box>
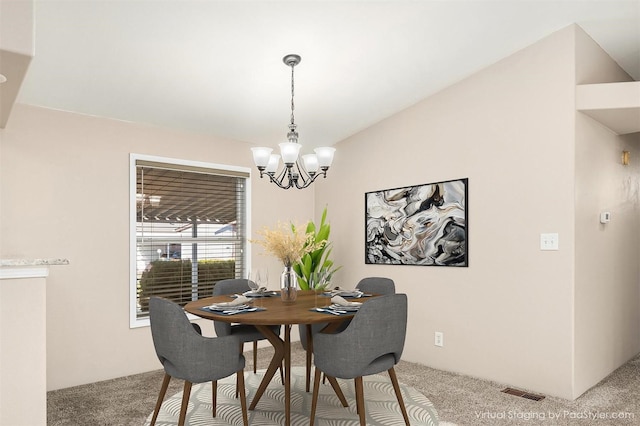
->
<box><xmin>251</xmin><ymin>147</ymin><xmax>273</xmax><ymax>168</ymax></box>
<box><xmin>266</xmin><ymin>154</ymin><xmax>280</xmax><ymax>173</ymax></box>
<box><xmin>314</xmin><ymin>147</ymin><xmax>336</xmax><ymax>169</ymax></box>
<box><xmin>279</xmin><ymin>142</ymin><xmax>302</xmax><ymax>165</ymax></box>
<box><xmin>302</xmin><ymin>154</ymin><xmax>319</xmax><ymax>174</ymax></box>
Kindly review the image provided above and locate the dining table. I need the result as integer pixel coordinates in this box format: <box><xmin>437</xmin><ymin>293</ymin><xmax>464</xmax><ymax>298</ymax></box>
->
<box><xmin>184</xmin><ymin>289</ymin><xmax>373</xmax><ymax>426</ymax></box>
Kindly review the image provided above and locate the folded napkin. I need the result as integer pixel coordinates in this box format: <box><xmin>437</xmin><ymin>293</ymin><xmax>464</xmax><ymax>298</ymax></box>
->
<box><xmin>243</xmin><ymin>287</ymin><xmax>268</xmax><ymax>295</ymax></box>
<box><xmin>331</xmin><ymin>295</ymin><xmax>362</xmax><ymax>307</ymax></box>
<box><xmin>329</xmin><ymin>287</ymin><xmax>363</xmax><ymax>297</ymax></box>
<box><xmin>213</xmin><ymin>294</ymin><xmax>251</xmax><ymax>307</ymax></box>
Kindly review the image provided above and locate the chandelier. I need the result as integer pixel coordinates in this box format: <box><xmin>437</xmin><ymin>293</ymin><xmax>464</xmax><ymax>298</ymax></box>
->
<box><xmin>251</xmin><ymin>54</ymin><xmax>335</xmax><ymax>189</ymax></box>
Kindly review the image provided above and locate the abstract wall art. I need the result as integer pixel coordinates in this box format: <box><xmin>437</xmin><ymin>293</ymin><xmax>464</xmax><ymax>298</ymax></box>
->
<box><xmin>365</xmin><ymin>178</ymin><xmax>468</xmax><ymax>267</ymax></box>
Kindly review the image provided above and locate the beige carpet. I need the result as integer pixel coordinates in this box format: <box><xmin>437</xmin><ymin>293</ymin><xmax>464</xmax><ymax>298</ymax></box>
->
<box><xmin>48</xmin><ymin>345</ymin><xmax>640</xmax><ymax>425</ymax></box>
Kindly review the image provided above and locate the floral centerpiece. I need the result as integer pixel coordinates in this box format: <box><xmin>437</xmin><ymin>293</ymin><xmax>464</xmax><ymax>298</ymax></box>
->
<box><xmin>251</xmin><ymin>221</ymin><xmax>325</xmax><ymax>302</ymax></box>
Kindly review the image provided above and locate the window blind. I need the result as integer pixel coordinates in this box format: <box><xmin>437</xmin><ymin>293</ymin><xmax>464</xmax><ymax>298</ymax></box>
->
<box><xmin>134</xmin><ymin>161</ymin><xmax>248</xmax><ymax>319</ymax></box>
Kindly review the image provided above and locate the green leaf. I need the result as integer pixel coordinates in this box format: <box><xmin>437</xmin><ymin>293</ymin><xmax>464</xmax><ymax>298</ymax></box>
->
<box><xmin>305</xmin><ymin>221</ymin><xmax>316</xmax><ymax>235</ymax></box>
<box><xmin>292</xmin><ymin>263</ymin><xmax>302</xmax><ymax>276</ymax></box>
<box><xmin>301</xmin><ymin>254</ymin><xmax>312</xmax><ymax>276</ymax></box>
<box><xmin>310</xmin><ymin>246</ymin><xmax>324</xmax><ymax>265</ymax></box>
<box><xmin>298</xmin><ymin>277</ymin><xmax>309</xmax><ymax>290</ymax></box>
<box><xmin>316</xmin><ymin>223</ymin><xmax>330</xmax><ymax>242</ymax></box>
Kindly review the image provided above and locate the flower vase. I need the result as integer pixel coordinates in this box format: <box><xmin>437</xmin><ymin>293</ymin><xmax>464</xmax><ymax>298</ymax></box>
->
<box><xmin>280</xmin><ymin>265</ymin><xmax>298</xmax><ymax>303</ymax></box>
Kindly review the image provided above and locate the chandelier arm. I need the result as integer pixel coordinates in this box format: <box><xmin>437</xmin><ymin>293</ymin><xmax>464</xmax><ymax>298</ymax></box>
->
<box><xmin>291</xmin><ymin>161</ymin><xmax>326</xmax><ymax>189</ymax></box>
<box><xmin>261</xmin><ymin>162</ymin><xmax>328</xmax><ymax>190</ymax></box>
<box><xmin>292</xmin><ymin>172</ymin><xmax>324</xmax><ymax>189</ymax></box>
<box><xmin>265</xmin><ymin>172</ymin><xmax>291</xmax><ymax>190</ymax></box>
<box><xmin>286</xmin><ymin>166</ymin><xmax>298</xmax><ymax>189</ymax></box>
<box><xmin>262</xmin><ymin>166</ymin><xmax>288</xmax><ymax>189</ymax></box>
<box><xmin>274</xmin><ymin>166</ymin><xmax>294</xmax><ymax>189</ymax></box>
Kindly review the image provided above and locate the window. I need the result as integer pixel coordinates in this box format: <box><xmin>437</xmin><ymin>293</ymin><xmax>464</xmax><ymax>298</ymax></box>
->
<box><xmin>130</xmin><ymin>154</ymin><xmax>251</xmax><ymax>327</ymax></box>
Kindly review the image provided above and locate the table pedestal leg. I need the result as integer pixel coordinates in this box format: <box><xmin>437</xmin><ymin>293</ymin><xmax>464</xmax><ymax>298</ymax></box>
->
<box><xmin>247</xmin><ymin>322</ymin><xmax>347</xmax><ymax>426</ymax></box>
<box><xmin>284</xmin><ymin>325</ymin><xmax>291</xmax><ymax>425</ymax></box>
<box><xmin>249</xmin><ymin>325</ymin><xmax>284</xmax><ymax>411</ymax></box>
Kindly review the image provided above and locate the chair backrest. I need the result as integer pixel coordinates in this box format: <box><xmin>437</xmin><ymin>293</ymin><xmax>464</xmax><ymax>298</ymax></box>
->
<box><xmin>348</xmin><ymin>293</ymin><xmax>406</xmax><ymax>362</ymax></box>
<box><xmin>212</xmin><ymin>279</ymin><xmax>252</xmax><ymax>337</ymax></box>
<box><xmin>150</xmin><ymin>297</ymin><xmax>202</xmax><ymax>368</ymax></box>
<box><xmin>314</xmin><ymin>293</ymin><xmax>407</xmax><ymax>378</ymax></box>
<box><xmin>213</xmin><ymin>278</ymin><xmax>252</xmax><ymax>296</ymax></box>
<box><xmin>149</xmin><ymin>297</ymin><xmax>243</xmax><ymax>383</ymax></box>
<box><xmin>356</xmin><ymin>277</ymin><xmax>396</xmax><ymax>295</ymax></box>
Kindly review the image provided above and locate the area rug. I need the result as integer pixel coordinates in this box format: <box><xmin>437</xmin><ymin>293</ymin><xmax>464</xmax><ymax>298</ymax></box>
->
<box><xmin>145</xmin><ymin>366</ymin><xmax>439</xmax><ymax>425</ymax></box>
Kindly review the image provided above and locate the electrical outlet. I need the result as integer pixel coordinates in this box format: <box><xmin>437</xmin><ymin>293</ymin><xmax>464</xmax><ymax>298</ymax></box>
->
<box><xmin>434</xmin><ymin>331</ymin><xmax>444</xmax><ymax>347</ymax></box>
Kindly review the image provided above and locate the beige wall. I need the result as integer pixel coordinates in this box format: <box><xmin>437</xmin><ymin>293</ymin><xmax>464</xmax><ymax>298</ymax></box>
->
<box><xmin>315</xmin><ymin>25</ymin><xmax>639</xmax><ymax>399</ymax></box>
<box><xmin>0</xmin><ymin>104</ymin><xmax>314</xmax><ymax>390</ymax></box>
<box><xmin>573</xmin><ymin>28</ymin><xmax>640</xmax><ymax>397</ymax></box>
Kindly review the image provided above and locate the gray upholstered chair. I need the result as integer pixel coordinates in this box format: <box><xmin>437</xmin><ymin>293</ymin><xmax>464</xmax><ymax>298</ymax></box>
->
<box><xmin>149</xmin><ymin>297</ymin><xmax>248</xmax><ymax>426</ymax></box>
<box><xmin>356</xmin><ymin>276</ymin><xmax>396</xmax><ymax>295</ymax></box>
<box><xmin>300</xmin><ymin>277</ymin><xmax>396</xmax><ymax>391</ymax></box>
<box><xmin>213</xmin><ymin>279</ymin><xmax>282</xmax><ymax>375</ymax></box>
<box><xmin>309</xmin><ymin>294</ymin><xmax>410</xmax><ymax>426</ymax></box>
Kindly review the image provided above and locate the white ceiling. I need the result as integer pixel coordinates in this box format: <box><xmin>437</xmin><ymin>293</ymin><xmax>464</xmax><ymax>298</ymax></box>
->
<box><xmin>15</xmin><ymin>0</ymin><xmax>640</xmax><ymax>148</ymax></box>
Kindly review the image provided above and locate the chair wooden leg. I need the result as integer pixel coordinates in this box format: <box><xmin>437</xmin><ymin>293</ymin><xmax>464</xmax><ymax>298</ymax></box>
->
<box><xmin>150</xmin><ymin>373</ymin><xmax>171</xmax><ymax>426</ymax></box>
<box><xmin>237</xmin><ymin>370</ymin><xmax>249</xmax><ymax>426</ymax></box>
<box><xmin>253</xmin><ymin>341</ymin><xmax>258</xmax><ymax>373</ymax></box>
<box><xmin>305</xmin><ymin>346</ymin><xmax>312</xmax><ymax>391</ymax></box>
<box><xmin>178</xmin><ymin>381</ymin><xmax>193</xmax><ymax>426</ymax></box>
<box><xmin>236</xmin><ymin>342</ymin><xmax>244</xmax><ymax>398</ymax></box>
<box><xmin>309</xmin><ymin>367</ymin><xmax>323</xmax><ymax>426</ymax></box>
<box><xmin>305</xmin><ymin>324</ymin><xmax>313</xmax><ymax>392</ymax></box>
<box><xmin>325</xmin><ymin>375</ymin><xmax>349</xmax><ymax>407</ymax></box>
<box><xmin>354</xmin><ymin>377</ymin><xmax>366</xmax><ymax>426</ymax></box>
<box><xmin>388</xmin><ymin>367</ymin><xmax>411</xmax><ymax>425</ymax></box>
<box><xmin>212</xmin><ymin>380</ymin><xmax>218</xmax><ymax>417</ymax></box>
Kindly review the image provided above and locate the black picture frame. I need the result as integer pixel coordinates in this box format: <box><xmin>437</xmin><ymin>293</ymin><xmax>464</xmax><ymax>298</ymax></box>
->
<box><xmin>365</xmin><ymin>178</ymin><xmax>468</xmax><ymax>267</ymax></box>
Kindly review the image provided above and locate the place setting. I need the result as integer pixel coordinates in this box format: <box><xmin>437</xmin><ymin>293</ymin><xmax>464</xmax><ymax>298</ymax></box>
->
<box><xmin>241</xmin><ymin>269</ymin><xmax>279</xmax><ymax>298</ymax></box>
<box><xmin>312</xmin><ymin>294</ymin><xmax>363</xmax><ymax>316</ymax></box>
<box><xmin>323</xmin><ymin>286</ymin><xmax>371</xmax><ymax>298</ymax></box>
<box><xmin>201</xmin><ymin>295</ymin><xmax>266</xmax><ymax>316</ymax></box>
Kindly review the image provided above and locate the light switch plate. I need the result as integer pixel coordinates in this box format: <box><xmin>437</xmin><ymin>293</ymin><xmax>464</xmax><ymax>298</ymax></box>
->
<box><xmin>540</xmin><ymin>233</ymin><xmax>559</xmax><ymax>250</ymax></box>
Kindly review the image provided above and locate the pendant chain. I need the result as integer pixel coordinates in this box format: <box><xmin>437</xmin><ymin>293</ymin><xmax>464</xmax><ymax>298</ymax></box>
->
<box><xmin>290</xmin><ymin>64</ymin><xmax>295</xmax><ymax>128</ymax></box>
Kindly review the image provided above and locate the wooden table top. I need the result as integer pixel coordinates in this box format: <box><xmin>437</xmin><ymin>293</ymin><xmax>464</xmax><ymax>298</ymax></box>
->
<box><xmin>185</xmin><ymin>290</ymin><xmax>370</xmax><ymax>326</ymax></box>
